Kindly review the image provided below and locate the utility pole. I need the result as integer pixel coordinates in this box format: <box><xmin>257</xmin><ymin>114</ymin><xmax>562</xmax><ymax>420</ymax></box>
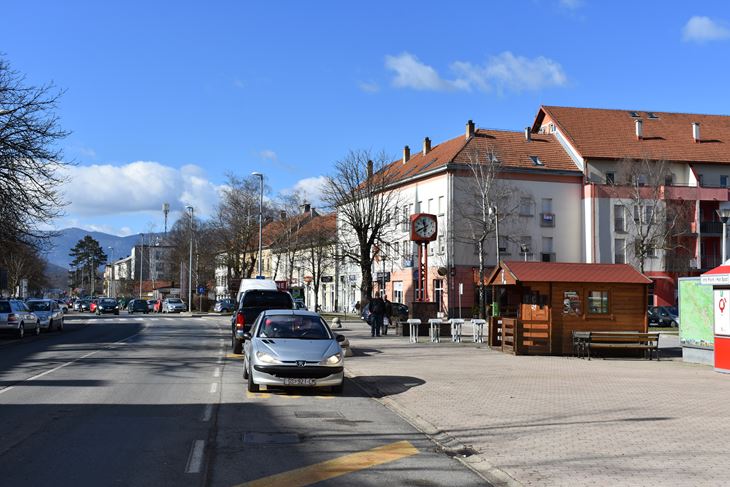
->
<box><xmin>139</xmin><ymin>234</ymin><xmax>144</xmax><ymax>299</ymax></box>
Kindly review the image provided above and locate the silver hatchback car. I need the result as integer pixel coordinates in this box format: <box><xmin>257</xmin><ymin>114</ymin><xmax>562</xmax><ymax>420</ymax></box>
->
<box><xmin>243</xmin><ymin>310</ymin><xmax>345</xmax><ymax>393</ymax></box>
<box><xmin>0</xmin><ymin>299</ymin><xmax>40</xmax><ymax>338</ymax></box>
<box><xmin>26</xmin><ymin>299</ymin><xmax>64</xmax><ymax>332</ymax></box>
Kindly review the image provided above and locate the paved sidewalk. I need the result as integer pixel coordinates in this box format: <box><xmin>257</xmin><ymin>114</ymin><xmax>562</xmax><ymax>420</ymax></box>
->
<box><xmin>341</xmin><ymin>320</ymin><xmax>730</xmax><ymax>487</ymax></box>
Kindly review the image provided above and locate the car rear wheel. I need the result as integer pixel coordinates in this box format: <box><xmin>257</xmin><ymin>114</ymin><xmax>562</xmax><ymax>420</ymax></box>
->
<box><xmin>247</xmin><ymin>364</ymin><xmax>259</xmax><ymax>392</ymax></box>
<box><xmin>232</xmin><ymin>336</ymin><xmax>242</xmax><ymax>354</ymax></box>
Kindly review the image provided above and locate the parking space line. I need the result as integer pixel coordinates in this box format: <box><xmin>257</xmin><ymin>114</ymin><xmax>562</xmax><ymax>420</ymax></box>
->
<box><xmin>185</xmin><ymin>440</ymin><xmax>206</xmax><ymax>474</ymax></box>
<box><xmin>210</xmin><ymin>383</ymin><xmax>218</xmax><ymax>393</ymax></box>
<box><xmin>237</xmin><ymin>440</ymin><xmax>419</xmax><ymax>487</ymax></box>
<box><xmin>213</xmin><ymin>367</ymin><xmax>220</xmax><ymax>377</ymax></box>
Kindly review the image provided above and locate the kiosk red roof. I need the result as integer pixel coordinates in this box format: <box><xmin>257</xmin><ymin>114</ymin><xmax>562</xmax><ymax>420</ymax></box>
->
<box><xmin>490</xmin><ymin>261</ymin><xmax>651</xmax><ymax>285</ymax></box>
<box><xmin>702</xmin><ymin>264</ymin><xmax>730</xmax><ymax>276</ymax></box>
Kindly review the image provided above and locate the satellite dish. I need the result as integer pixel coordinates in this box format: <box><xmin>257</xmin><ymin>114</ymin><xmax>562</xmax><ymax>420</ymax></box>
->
<box><xmin>437</xmin><ymin>267</ymin><xmax>448</xmax><ymax>276</ymax></box>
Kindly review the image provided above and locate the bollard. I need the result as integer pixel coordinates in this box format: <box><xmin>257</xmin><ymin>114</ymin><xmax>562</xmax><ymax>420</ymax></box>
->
<box><xmin>449</xmin><ymin>318</ymin><xmax>464</xmax><ymax>343</ymax></box>
<box><xmin>428</xmin><ymin>319</ymin><xmax>442</xmax><ymax>343</ymax></box>
<box><xmin>471</xmin><ymin>319</ymin><xmax>486</xmax><ymax>343</ymax></box>
<box><xmin>406</xmin><ymin>319</ymin><xmax>421</xmax><ymax>343</ymax></box>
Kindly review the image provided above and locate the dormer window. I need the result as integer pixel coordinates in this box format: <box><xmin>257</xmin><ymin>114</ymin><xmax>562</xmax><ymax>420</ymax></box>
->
<box><xmin>647</xmin><ymin>112</ymin><xmax>659</xmax><ymax>119</ymax></box>
<box><xmin>529</xmin><ymin>155</ymin><xmax>544</xmax><ymax>166</ymax></box>
<box><xmin>629</xmin><ymin>111</ymin><xmax>640</xmax><ymax>118</ymax></box>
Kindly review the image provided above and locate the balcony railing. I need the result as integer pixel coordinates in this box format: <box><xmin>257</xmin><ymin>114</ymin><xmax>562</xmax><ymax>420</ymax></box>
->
<box><xmin>700</xmin><ymin>221</ymin><xmax>724</xmax><ymax>234</ymax></box>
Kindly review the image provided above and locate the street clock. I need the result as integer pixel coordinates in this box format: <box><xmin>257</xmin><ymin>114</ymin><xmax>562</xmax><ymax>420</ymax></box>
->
<box><xmin>410</xmin><ymin>213</ymin><xmax>438</xmax><ymax>242</ymax></box>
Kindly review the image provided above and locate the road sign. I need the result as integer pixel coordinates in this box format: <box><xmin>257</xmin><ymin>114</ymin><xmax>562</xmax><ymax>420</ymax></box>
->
<box><xmin>197</xmin><ymin>286</ymin><xmax>206</xmax><ymax>295</ymax></box>
<box><xmin>256</xmin><ymin>275</ymin><xmax>265</xmax><ymax>280</ymax></box>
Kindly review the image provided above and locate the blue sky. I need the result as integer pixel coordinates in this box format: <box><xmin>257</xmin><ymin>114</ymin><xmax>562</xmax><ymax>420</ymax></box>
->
<box><xmin>3</xmin><ymin>0</ymin><xmax>730</xmax><ymax>236</ymax></box>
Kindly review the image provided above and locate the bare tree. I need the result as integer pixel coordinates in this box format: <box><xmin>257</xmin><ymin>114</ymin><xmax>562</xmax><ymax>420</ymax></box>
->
<box><xmin>0</xmin><ymin>57</ymin><xmax>70</xmax><ymax>248</ymax></box>
<box><xmin>321</xmin><ymin>150</ymin><xmax>400</xmax><ymax>304</ymax></box>
<box><xmin>453</xmin><ymin>145</ymin><xmax>519</xmax><ymax>318</ymax></box>
<box><xmin>296</xmin><ymin>214</ymin><xmax>337</xmax><ymax>310</ymax></box>
<box><xmin>270</xmin><ymin>192</ymin><xmax>310</xmax><ymax>282</ymax></box>
<box><xmin>212</xmin><ymin>174</ymin><xmax>265</xmax><ymax>281</ymax></box>
<box><xmin>1</xmin><ymin>241</ymin><xmax>48</xmax><ymax>296</ymax></box>
<box><xmin>608</xmin><ymin>157</ymin><xmax>694</xmax><ymax>273</ymax></box>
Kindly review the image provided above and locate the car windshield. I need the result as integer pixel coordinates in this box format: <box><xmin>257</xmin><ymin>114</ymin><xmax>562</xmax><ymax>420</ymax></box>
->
<box><xmin>257</xmin><ymin>315</ymin><xmax>330</xmax><ymax>339</ymax></box>
<box><xmin>168</xmin><ymin>299</ymin><xmax>182</xmax><ymax>304</ymax></box>
<box><xmin>0</xmin><ymin>301</ymin><xmax>12</xmax><ymax>313</ymax></box>
<box><xmin>28</xmin><ymin>301</ymin><xmax>51</xmax><ymax>311</ymax></box>
<box><xmin>242</xmin><ymin>291</ymin><xmax>292</xmax><ymax>308</ymax></box>
<box><xmin>665</xmin><ymin>307</ymin><xmax>678</xmax><ymax>315</ymax></box>
<box><xmin>101</xmin><ymin>299</ymin><xmax>117</xmax><ymax>305</ymax></box>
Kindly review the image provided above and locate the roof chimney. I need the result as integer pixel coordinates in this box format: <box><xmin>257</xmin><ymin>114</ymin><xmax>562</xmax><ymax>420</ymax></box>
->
<box><xmin>279</xmin><ymin>211</ymin><xmax>287</xmax><ymax>220</ymax></box>
<box><xmin>635</xmin><ymin>119</ymin><xmax>643</xmax><ymax>140</ymax></box>
<box><xmin>693</xmin><ymin>122</ymin><xmax>701</xmax><ymax>143</ymax></box>
<box><xmin>466</xmin><ymin>120</ymin><xmax>475</xmax><ymax>140</ymax></box>
<box><xmin>524</xmin><ymin>127</ymin><xmax>531</xmax><ymax>142</ymax></box>
<box><xmin>302</xmin><ymin>203</ymin><xmax>311</xmax><ymax>214</ymax></box>
<box><xmin>423</xmin><ymin>137</ymin><xmax>431</xmax><ymax>155</ymax></box>
<box><xmin>367</xmin><ymin>159</ymin><xmax>373</xmax><ymax>178</ymax></box>
<box><xmin>402</xmin><ymin>145</ymin><xmax>410</xmax><ymax>164</ymax></box>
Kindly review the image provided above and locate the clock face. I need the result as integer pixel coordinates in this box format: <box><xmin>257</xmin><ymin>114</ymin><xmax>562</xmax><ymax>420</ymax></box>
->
<box><xmin>414</xmin><ymin>215</ymin><xmax>436</xmax><ymax>239</ymax></box>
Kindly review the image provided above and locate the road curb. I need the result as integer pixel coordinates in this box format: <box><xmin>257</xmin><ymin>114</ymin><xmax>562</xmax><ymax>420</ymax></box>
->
<box><xmin>344</xmin><ymin>368</ymin><xmax>523</xmax><ymax>487</ymax></box>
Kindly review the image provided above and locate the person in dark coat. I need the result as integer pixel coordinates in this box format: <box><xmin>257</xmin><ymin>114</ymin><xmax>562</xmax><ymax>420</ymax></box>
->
<box><xmin>368</xmin><ymin>294</ymin><xmax>385</xmax><ymax>337</ymax></box>
<box><xmin>383</xmin><ymin>296</ymin><xmax>393</xmax><ymax>335</ymax></box>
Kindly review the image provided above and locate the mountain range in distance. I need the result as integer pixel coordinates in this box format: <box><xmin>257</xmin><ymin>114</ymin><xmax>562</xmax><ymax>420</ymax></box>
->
<box><xmin>42</xmin><ymin>228</ymin><xmax>164</xmax><ymax>269</ymax></box>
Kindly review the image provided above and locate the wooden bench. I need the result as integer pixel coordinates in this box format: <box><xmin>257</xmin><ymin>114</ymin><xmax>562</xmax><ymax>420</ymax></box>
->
<box><xmin>572</xmin><ymin>331</ymin><xmax>660</xmax><ymax>360</ymax></box>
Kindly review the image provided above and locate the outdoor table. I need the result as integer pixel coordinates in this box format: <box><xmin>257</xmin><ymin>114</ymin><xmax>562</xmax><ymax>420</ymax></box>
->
<box><xmin>428</xmin><ymin>319</ymin><xmax>442</xmax><ymax>342</ymax></box>
<box><xmin>471</xmin><ymin>319</ymin><xmax>486</xmax><ymax>343</ymax></box>
<box><xmin>450</xmin><ymin>319</ymin><xmax>464</xmax><ymax>343</ymax></box>
<box><xmin>406</xmin><ymin>319</ymin><xmax>421</xmax><ymax>343</ymax></box>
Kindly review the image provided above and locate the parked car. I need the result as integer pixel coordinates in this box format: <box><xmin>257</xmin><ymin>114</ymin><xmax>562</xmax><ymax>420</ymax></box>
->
<box><xmin>231</xmin><ymin>288</ymin><xmax>294</xmax><ymax>354</ymax></box>
<box><xmin>648</xmin><ymin>306</ymin><xmax>679</xmax><ymax>327</ymax></box>
<box><xmin>214</xmin><ymin>299</ymin><xmax>235</xmax><ymax>313</ymax></box>
<box><xmin>55</xmin><ymin>299</ymin><xmax>69</xmax><ymax>313</ymax></box>
<box><xmin>0</xmin><ymin>299</ymin><xmax>40</xmax><ymax>338</ymax></box>
<box><xmin>96</xmin><ymin>297</ymin><xmax>120</xmax><ymax>315</ymax></box>
<box><xmin>79</xmin><ymin>299</ymin><xmax>92</xmax><ymax>312</ymax></box>
<box><xmin>162</xmin><ymin>298</ymin><xmax>187</xmax><ymax>313</ymax></box>
<box><xmin>127</xmin><ymin>299</ymin><xmax>149</xmax><ymax>314</ymax></box>
<box><xmin>72</xmin><ymin>299</ymin><xmax>83</xmax><ymax>311</ymax></box>
<box><xmin>26</xmin><ymin>299</ymin><xmax>64</xmax><ymax>332</ymax></box>
<box><xmin>242</xmin><ymin>309</ymin><xmax>345</xmax><ymax>393</ymax></box>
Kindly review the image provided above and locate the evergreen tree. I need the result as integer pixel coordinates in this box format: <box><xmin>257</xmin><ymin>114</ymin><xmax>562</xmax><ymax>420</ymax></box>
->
<box><xmin>69</xmin><ymin>236</ymin><xmax>107</xmax><ymax>295</ymax></box>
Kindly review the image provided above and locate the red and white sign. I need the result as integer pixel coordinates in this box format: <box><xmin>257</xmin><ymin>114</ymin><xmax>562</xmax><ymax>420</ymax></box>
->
<box><xmin>715</xmin><ymin>290</ymin><xmax>730</xmax><ymax>337</ymax></box>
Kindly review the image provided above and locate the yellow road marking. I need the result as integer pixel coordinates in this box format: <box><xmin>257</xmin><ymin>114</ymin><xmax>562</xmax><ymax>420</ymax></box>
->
<box><xmin>226</xmin><ymin>353</ymin><xmax>243</xmax><ymax>359</ymax></box>
<box><xmin>237</xmin><ymin>440</ymin><xmax>419</xmax><ymax>487</ymax></box>
<box><xmin>246</xmin><ymin>391</ymin><xmax>271</xmax><ymax>399</ymax></box>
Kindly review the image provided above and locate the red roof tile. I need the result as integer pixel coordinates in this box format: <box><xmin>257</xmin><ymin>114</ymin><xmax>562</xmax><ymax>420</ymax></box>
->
<box><xmin>500</xmin><ymin>261</ymin><xmax>652</xmax><ymax>284</ymax></box>
<box><xmin>381</xmin><ymin>128</ymin><xmax>579</xmax><ymax>184</ymax></box>
<box><xmin>535</xmin><ymin>106</ymin><xmax>730</xmax><ymax>163</ymax></box>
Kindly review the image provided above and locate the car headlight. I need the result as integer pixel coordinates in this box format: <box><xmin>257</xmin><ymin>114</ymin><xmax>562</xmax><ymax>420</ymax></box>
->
<box><xmin>322</xmin><ymin>352</ymin><xmax>343</xmax><ymax>366</ymax></box>
<box><xmin>256</xmin><ymin>351</ymin><xmax>281</xmax><ymax>364</ymax></box>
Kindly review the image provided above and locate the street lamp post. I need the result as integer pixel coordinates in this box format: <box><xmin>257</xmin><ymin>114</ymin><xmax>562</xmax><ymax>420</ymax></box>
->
<box><xmin>108</xmin><ymin>246</ymin><xmax>115</xmax><ymax>298</ymax></box>
<box><xmin>252</xmin><ymin>172</ymin><xmax>264</xmax><ymax>278</ymax></box>
<box><xmin>139</xmin><ymin>234</ymin><xmax>144</xmax><ymax>299</ymax></box>
<box><xmin>717</xmin><ymin>208</ymin><xmax>730</xmax><ymax>264</ymax></box>
<box><xmin>186</xmin><ymin>206</ymin><xmax>194</xmax><ymax>311</ymax></box>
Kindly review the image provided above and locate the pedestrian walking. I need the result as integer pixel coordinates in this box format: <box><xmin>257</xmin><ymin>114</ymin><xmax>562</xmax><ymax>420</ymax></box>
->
<box><xmin>383</xmin><ymin>295</ymin><xmax>393</xmax><ymax>335</ymax></box>
<box><xmin>368</xmin><ymin>294</ymin><xmax>385</xmax><ymax>337</ymax></box>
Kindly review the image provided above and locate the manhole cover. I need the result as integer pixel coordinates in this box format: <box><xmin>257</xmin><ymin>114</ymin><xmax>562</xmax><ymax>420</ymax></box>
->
<box><xmin>244</xmin><ymin>432</ymin><xmax>301</xmax><ymax>445</ymax></box>
<box><xmin>295</xmin><ymin>411</ymin><xmax>343</xmax><ymax>419</ymax></box>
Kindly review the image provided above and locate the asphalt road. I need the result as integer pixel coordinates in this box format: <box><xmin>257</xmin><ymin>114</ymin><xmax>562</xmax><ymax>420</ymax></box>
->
<box><xmin>0</xmin><ymin>313</ymin><xmax>486</xmax><ymax>487</ymax></box>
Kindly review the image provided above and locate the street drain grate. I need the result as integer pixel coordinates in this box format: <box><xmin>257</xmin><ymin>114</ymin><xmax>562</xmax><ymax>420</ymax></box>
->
<box><xmin>441</xmin><ymin>446</ymin><xmax>478</xmax><ymax>458</ymax></box>
<box><xmin>295</xmin><ymin>411</ymin><xmax>343</xmax><ymax>419</ymax></box>
<box><xmin>243</xmin><ymin>432</ymin><xmax>301</xmax><ymax>445</ymax></box>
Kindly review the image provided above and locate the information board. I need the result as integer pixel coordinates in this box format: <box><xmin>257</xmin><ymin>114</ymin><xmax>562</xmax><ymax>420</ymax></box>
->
<box><xmin>714</xmin><ymin>289</ymin><xmax>730</xmax><ymax>337</ymax></box>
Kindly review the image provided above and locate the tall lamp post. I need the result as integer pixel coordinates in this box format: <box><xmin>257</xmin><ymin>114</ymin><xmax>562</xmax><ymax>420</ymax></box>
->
<box><xmin>139</xmin><ymin>234</ymin><xmax>144</xmax><ymax>299</ymax></box>
<box><xmin>251</xmin><ymin>172</ymin><xmax>264</xmax><ymax>278</ymax></box>
<box><xmin>186</xmin><ymin>205</ymin><xmax>194</xmax><ymax>311</ymax></box>
<box><xmin>717</xmin><ymin>208</ymin><xmax>730</xmax><ymax>264</ymax></box>
<box><xmin>108</xmin><ymin>246</ymin><xmax>115</xmax><ymax>298</ymax></box>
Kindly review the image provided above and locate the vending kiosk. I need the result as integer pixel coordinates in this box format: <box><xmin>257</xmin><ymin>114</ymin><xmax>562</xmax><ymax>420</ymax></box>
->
<box><xmin>700</xmin><ymin>265</ymin><xmax>730</xmax><ymax>373</ymax></box>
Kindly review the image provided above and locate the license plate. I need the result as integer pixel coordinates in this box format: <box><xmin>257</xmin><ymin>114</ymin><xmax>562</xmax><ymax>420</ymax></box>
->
<box><xmin>283</xmin><ymin>378</ymin><xmax>316</xmax><ymax>386</ymax></box>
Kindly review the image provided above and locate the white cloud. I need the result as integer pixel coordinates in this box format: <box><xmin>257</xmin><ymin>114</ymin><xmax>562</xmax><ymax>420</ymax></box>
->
<box><xmin>683</xmin><ymin>16</ymin><xmax>730</xmax><ymax>43</ymax></box>
<box><xmin>385</xmin><ymin>53</ymin><xmax>459</xmax><ymax>91</ymax></box>
<box><xmin>282</xmin><ymin>176</ymin><xmax>328</xmax><ymax>208</ymax></box>
<box><xmin>259</xmin><ymin>150</ymin><xmax>278</xmax><ymax>162</ymax></box>
<box><xmin>358</xmin><ymin>81</ymin><xmax>380</xmax><ymax>93</ymax></box>
<box><xmin>60</xmin><ymin>161</ymin><xmax>223</xmax><ymax>219</ymax></box>
<box><xmin>559</xmin><ymin>0</ymin><xmax>582</xmax><ymax>9</ymax></box>
<box><xmin>385</xmin><ymin>51</ymin><xmax>567</xmax><ymax>93</ymax></box>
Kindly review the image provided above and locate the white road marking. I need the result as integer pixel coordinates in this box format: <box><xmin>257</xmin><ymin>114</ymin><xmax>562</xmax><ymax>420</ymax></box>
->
<box><xmin>0</xmin><ymin>330</ymin><xmax>144</xmax><ymax>395</ymax></box>
<box><xmin>217</xmin><ymin>357</ymin><xmax>223</xmax><ymax>364</ymax></box>
<box><xmin>185</xmin><ymin>440</ymin><xmax>205</xmax><ymax>473</ymax></box>
<box><xmin>201</xmin><ymin>404</ymin><xmax>213</xmax><ymax>422</ymax></box>
<box><xmin>210</xmin><ymin>382</ymin><xmax>218</xmax><ymax>393</ymax></box>
<box><xmin>213</xmin><ymin>367</ymin><xmax>220</xmax><ymax>378</ymax></box>
<box><xmin>217</xmin><ymin>350</ymin><xmax>224</xmax><ymax>355</ymax></box>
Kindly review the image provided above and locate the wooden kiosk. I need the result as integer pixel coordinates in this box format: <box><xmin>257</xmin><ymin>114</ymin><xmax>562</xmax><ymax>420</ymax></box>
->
<box><xmin>485</xmin><ymin>261</ymin><xmax>651</xmax><ymax>355</ymax></box>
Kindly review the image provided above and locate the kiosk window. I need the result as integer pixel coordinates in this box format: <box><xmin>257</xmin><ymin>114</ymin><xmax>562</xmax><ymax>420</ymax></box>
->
<box><xmin>588</xmin><ymin>291</ymin><xmax>609</xmax><ymax>314</ymax></box>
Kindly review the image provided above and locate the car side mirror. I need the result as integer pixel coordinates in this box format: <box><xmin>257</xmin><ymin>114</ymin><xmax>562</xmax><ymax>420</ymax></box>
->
<box><xmin>336</xmin><ymin>334</ymin><xmax>346</xmax><ymax>343</ymax></box>
<box><xmin>242</xmin><ymin>332</ymin><xmax>252</xmax><ymax>341</ymax></box>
